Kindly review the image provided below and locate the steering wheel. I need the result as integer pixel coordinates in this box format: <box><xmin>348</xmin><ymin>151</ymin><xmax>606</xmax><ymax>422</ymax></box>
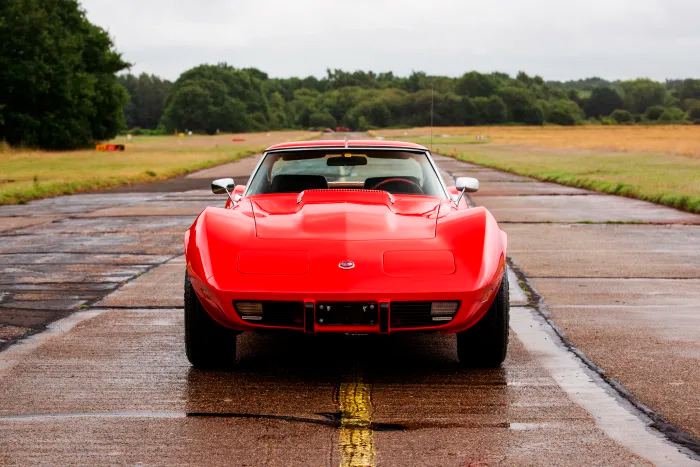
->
<box><xmin>372</xmin><ymin>177</ymin><xmax>423</xmax><ymax>194</ymax></box>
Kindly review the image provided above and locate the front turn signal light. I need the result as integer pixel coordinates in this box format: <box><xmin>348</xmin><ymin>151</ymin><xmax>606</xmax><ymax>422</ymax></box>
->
<box><xmin>431</xmin><ymin>301</ymin><xmax>459</xmax><ymax>322</ymax></box>
<box><xmin>234</xmin><ymin>302</ymin><xmax>263</xmax><ymax>321</ymax></box>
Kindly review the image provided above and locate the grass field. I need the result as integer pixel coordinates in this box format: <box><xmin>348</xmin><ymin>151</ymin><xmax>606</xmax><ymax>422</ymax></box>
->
<box><xmin>376</xmin><ymin>126</ymin><xmax>700</xmax><ymax>214</ymax></box>
<box><xmin>0</xmin><ymin>131</ymin><xmax>315</xmax><ymax>205</ymax></box>
<box><xmin>378</xmin><ymin>125</ymin><xmax>700</xmax><ymax>157</ymax></box>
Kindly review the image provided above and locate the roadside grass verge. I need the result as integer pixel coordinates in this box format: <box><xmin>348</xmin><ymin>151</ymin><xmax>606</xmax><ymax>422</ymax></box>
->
<box><xmin>452</xmin><ymin>146</ymin><xmax>700</xmax><ymax>214</ymax></box>
<box><xmin>385</xmin><ymin>132</ymin><xmax>700</xmax><ymax>214</ymax></box>
<box><xmin>0</xmin><ymin>131</ymin><xmax>315</xmax><ymax>205</ymax></box>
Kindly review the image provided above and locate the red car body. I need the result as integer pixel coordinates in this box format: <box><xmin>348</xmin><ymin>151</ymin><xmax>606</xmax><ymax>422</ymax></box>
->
<box><xmin>184</xmin><ymin>140</ymin><xmax>507</xmax><ymax>336</ymax></box>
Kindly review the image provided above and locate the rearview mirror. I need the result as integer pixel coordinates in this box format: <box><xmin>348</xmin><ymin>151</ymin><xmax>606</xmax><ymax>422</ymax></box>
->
<box><xmin>455</xmin><ymin>177</ymin><xmax>479</xmax><ymax>193</ymax></box>
<box><xmin>327</xmin><ymin>155</ymin><xmax>367</xmax><ymax>166</ymax></box>
<box><xmin>211</xmin><ymin>178</ymin><xmax>235</xmax><ymax>195</ymax></box>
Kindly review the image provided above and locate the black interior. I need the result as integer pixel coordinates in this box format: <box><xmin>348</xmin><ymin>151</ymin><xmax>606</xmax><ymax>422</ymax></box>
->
<box><xmin>266</xmin><ymin>174</ymin><xmax>425</xmax><ymax>195</ymax></box>
<box><xmin>363</xmin><ymin>176</ymin><xmax>423</xmax><ymax>194</ymax></box>
<box><xmin>269</xmin><ymin>174</ymin><xmax>329</xmax><ymax>193</ymax></box>
<box><xmin>363</xmin><ymin>176</ymin><xmax>420</xmax><ymax>189</ymax></box>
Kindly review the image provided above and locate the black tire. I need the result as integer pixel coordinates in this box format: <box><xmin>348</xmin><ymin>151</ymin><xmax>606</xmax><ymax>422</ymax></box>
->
<box><xmin>184</xmin><ymin>271</ymin><xmax>238</xmax><ymax>369</ymax></box>
<box><xmin>457</xmin><ymin>273</ymin><xmax>509</xmax><ymax>368</ymax></box>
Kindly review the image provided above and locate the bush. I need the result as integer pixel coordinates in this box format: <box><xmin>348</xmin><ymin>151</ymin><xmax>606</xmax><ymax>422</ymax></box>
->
<box><xmin>120</xmin><ymin>127</ymin><xmax>168</xmax><ymax>136</ymax></box>
<box><xmin>547</xmin><ymin>100</ymin><xmax>584</xmax><ymax>126</ymax></box>
<box><xmin>644</xmin><ymin>105</ymin><xmax>665</xmax><ymax>121</ymax></box>
<box><xmin>610</xmin><ymin>109</ymin><xmax>633</xmax><ymax>124</ymax></box>
<box><xmin>658</xmin><ymin>107</ymin><xmax>687</xmax><ymax>123</ymax></box>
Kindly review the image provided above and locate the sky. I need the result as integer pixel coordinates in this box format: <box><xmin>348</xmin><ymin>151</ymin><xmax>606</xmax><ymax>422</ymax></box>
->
<box><xmin>81</xmin><ymin>0</ymin><xmax>700</xmax><ymax>82</ymax></box>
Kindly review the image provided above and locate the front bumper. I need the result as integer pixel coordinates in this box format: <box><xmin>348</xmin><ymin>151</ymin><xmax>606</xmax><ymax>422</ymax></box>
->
<box><xmin>188</xmin><ymin>273</ymin><xmax>503</xmax><ymax>335</ymax></box>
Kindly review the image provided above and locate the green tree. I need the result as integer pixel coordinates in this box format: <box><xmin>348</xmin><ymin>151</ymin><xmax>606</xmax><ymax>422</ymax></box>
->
<box><xmin>346</xmin><ymin>100</ymin><xmax>391</xmax><ymax>128</ymax></box>
<box><xmin>267</xmin><ymin>91</ymin><xmax>289</xmax><ymax>129</ymax></box>
<box><xmin>678</xmin><ymin>79</ymin><xmax>700</xmax><ymax>103</ymax></box>
<box><xmin>455</xmin><ymin>72</ymin><xmax>498</xmax><ymax>98</ymax></box>
<box><xmin>119</xmin><ymin>73</ymin><xmax>172</xmax><ymax>129</ymax></box>
<box><xmin>308</xmin><ymin>111</ymin><xmax>337</xmax><ymax>129</ymax></box>
<box><xmin>161</xmin><ymin>82</ymin><xmax>248</xmax><ymax>133</ymax></box>
<box><xmin>688</xmin><ymin>103</ymin><xmax>700</xmax><ymax>124</ymax></box>
<box><xmin>0</xmin><ymin>0</ymin><xmax>129</xmax><ymax>149</ymax></box>
<box><xmin>620</xmin><ymin>79</ymin><xmax>667</xmax><ymax>114</ymax></box>
<box><xmin>473</xmin><ymin>96</ymin><xmax>507</xmax><ymax>124</ymax></box>
<box><xmin>584</xmin><ymin>87</ymin><xmax>624</xmax><ymax>118</ymax></box>
<box><xmin>172</xmin><ymin>64</ymin><xmax>270</xmax><ymax>126</ymax></box>
<box><xmin>289</xmin><ymin>88</ymin><xmax>321</xmax><ymax>128</ymax></box>
<box><xmin>497</xmin><ymin>87</ymin><xmax>544</xmax><ymax>124</ymax></box>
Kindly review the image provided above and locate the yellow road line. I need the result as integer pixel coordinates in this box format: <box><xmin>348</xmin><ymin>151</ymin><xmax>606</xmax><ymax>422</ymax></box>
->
<box><xmin>338</xmin><ymin>377</ymin><xmax>375</xmax><ymax>467</ymax></box>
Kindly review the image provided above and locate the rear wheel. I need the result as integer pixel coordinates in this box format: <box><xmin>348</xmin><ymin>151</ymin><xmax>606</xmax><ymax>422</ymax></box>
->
<box><xmin>457</xmin><ymin>273</ymin><xmax>509</xmax><ymax>368</ymax></box>
<box><xmin>184</xmin><ymin>271</ymin><xmax>238</xmax><ymax>369</ymax></box>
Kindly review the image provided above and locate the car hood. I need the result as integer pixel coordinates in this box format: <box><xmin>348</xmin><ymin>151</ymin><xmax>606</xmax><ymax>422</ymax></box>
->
<box><xmin>249</xmin><ymin>190</ymin><xmax>442</xmax><ymax>240</ymax></box>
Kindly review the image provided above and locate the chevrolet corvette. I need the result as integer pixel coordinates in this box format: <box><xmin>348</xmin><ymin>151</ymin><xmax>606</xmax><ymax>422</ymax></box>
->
<box><xmin>184</xmin><ymin>140</ymin><xmax>508</xmax><ymax>368</ymax></box>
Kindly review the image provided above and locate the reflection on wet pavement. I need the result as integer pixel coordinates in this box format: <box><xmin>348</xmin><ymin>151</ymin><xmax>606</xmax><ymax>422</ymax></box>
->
<box><xmin>0</xmin><ymin>308</ymin><xmax>655</xmax><ymax>465</ymax></box>
<box><xmin>1</xmin><ymin>148</ymin><xmax>699</xmax><ymax>465</ymax></box>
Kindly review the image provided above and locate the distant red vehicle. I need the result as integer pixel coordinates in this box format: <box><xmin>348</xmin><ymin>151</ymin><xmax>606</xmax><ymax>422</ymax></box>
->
<box><xmin>335</xmin><ymin>126</ymin><xmax>351</xmax><ymax>132</ymax></box>
<box><xmin>184</xmin><ymin>140</ymin><xmax>508</xmax><ymax>368</ymax></box>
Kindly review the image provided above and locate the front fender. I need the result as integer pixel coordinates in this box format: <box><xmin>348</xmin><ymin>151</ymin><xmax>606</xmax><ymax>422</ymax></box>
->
<box><xmin>185</xmin><ymin>206</ymin><xmax>257</xmax><ymax>285</ymax></box>
<box><xmin>436</xmin><ymin>207</ymin><xmax>507</xmax><ymax>332</ymax></box>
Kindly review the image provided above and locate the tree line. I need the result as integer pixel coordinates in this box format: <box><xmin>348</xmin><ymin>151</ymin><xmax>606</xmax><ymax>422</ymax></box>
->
<box><xmin>2</xmin><ymin>0</ymin><xmax>700</xmax><ymax>150</ymax></box>
<box><xmin>122</xmin><ymin>66</ymin><xmax>700</xmax><ymax>135</ymax></box>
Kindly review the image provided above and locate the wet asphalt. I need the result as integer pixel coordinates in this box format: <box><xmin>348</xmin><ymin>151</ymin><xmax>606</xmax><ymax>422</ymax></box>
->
<box><xmin>0</xmin><ymin>138</ymin><xmax>699</xmax><ymax>465</ymax></box>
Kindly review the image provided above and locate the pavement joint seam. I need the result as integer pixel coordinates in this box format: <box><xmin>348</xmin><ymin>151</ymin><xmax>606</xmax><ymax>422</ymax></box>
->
<box><xmin>507</xmin><ymin>258</ymin><xmax>700</xmax><ymax>458</ymax></box>
<box><xmin>89</xmin><ymin>306</ymin><xmax>180</xmax><ymax>310</ymax></box>
<box><xmin>0</xmin><ymin>251</ymin><xmax>182</xmax><ymax>352</ymax></box>
<box><xmin>498</xmin><ymin>221</ymin><xmax>690</xmax><ymax>225</ymax></box>
<box><xmin>525</xmin><ymin>276</ymin><xmax>700</xmax><ymax>280</ymax></box>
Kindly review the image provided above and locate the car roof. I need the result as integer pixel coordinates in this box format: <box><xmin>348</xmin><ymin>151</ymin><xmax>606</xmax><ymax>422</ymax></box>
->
<box><xmin>264</xmin><ymin>139</ymin><xmax>428</xmax><ymax>152</ymax></box>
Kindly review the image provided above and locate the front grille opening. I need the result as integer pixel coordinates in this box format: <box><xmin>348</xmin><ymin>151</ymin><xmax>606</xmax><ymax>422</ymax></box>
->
<box><xmin>234</xmin><ymin>301</ymin><xmax>304</xmax><ymax>328</ymax></box>
<box><xmin>390</xmin><ymin>301</ymin><xmax>459</xmax><ymax>328</ymax></box>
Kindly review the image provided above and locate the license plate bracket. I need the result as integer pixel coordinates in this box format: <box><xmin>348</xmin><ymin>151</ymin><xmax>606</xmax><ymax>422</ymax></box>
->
<box><xmin>316</xmin><ymin>302</ymin><xmax>377</xmax><ymax>326</ymax></box>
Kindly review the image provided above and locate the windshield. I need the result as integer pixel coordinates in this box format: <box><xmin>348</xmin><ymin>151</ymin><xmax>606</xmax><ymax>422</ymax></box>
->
<box><xmin>246</xmin><ymin>149</ymin><xmax>447</xmax><ymax>198</ymax></box>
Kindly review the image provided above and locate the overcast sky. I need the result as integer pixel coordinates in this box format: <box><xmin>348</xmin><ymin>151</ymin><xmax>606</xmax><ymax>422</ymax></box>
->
<box><xmin>81</xmin><ymin>0</ymin><xmax>700</xmax><ymax>82</ymax></box>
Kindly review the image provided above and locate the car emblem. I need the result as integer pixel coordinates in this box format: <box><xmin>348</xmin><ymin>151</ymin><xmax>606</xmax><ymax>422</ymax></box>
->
<box><xmin>339</xmin><ymin>260</ymin><xmax>355</xmax><ymax>269</ymax></box>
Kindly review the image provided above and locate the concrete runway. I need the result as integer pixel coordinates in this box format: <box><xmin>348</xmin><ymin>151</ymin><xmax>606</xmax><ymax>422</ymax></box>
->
<box><xmin>0</xmin><ymin>139</ymin><xmax>699</xmax><ymax>465</ymax></box>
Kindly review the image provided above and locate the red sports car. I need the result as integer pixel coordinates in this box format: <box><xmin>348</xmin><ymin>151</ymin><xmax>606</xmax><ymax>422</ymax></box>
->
<box><xmin>184</xmin><ymin>140</ymin><xmax>508</xmax><ymax>368</ymax></box>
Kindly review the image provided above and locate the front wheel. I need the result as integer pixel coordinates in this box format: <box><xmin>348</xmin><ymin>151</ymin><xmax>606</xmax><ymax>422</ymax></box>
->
<box><xmin>457</xmin><ymin>273</ymin><xmax>509</xmax><ymax>368</ymax></box>
<box><xmin>184</xmin><ymin>271</ymin><xmax>238</xmax><ymax>369</ymax></box>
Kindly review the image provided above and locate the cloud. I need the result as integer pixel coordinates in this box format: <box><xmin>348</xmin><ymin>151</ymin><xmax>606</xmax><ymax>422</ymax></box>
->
<box><xmin>82</xmin><ymin>0</ymin><xmax>700</xmax><ymax>81</ymax></box>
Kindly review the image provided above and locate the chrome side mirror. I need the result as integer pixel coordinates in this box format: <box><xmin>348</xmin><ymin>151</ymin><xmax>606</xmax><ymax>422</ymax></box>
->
<box><xmin>453</xmin><ymin>177</ymin><xmax>479</xmax><ymax>207</ymax></box>
<box><xmin>211</xmin><ymin>178</ymin><xmax>235</xmax><ymax>194</ymax></box>
<box><xmin>455</xmin><ymin>177</ymin><xmax>479</xmax><ymax>193</ymax></box>
<box><xmin>211</xmin><ymin>178</ymin><xmax>236</xmax><ymax>205</ymax></box>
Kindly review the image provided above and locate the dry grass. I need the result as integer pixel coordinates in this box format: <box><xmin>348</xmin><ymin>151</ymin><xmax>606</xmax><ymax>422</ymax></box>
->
<box><xmin>375</xmin><ymin>126</ymin><xmax>700</xmax><ymax>214</ymax></box>
<box><xmin>377</xmin><ymin>125</ymin><xmax>700</xmax><ymax>158</ymax></box>
<box><xmin>0</xmin><ymin>131</ymin><xmax>316</xmax><ymax>205</ymax></box>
